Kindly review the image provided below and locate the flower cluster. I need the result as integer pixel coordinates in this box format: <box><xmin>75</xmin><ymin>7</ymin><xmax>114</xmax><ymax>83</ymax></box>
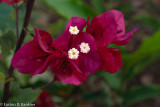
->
<box><xmin>36</xmin><ymin>91</ymin><xmax>55</xmax><ymax>107</ymax></box>
<box><xmin>0</xmin><ymin>0</ymin><xmax>22</xmax><ymax>5</ymax></box>
<box><xmin>12</xmin><ymin>10</ymin><xmax>137</xmax><ymax>85</ymax></box>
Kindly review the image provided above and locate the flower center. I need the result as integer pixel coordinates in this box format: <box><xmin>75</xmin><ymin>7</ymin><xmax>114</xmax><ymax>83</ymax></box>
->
<box><xmin>79</xmin><ymin>42</ymin><xmax>90</xmax><ymax>53</ymax></box>
<box><xmin>69</xmin><ymin>26</ymin><xmax>79</xmax><ymax>35</ymax></box>
<box><xmin>72</xmin><ymin>52</ymin><xmax>75</xmax><ymax>55</ymax></box>
<box><xmin>68</xmin><ymin>48</ymin><xmax>79</xmax><ymax>59</ymax></box>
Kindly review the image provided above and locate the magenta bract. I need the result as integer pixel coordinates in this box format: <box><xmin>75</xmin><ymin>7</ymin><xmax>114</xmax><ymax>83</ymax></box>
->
<box><xmin>87</xmin><ymin>10</ymin><xmax>137</xmax><ymax>46</ymax></box>
<box><xmin>86</xmin><ymin>11</ymin><xmax>117</xmax><ymax>47</ymax></box>
<box><xmin>12</xmin><ymin>17</ymin><xmax>101</xmax><ymax>85</ymax></box>
<box><xmin>12</xmin><ymin>28</ymin><xmax>53</xmax><ymax>77</ymax></box>
<box><xmin>12</xmin><ymin>10</ymin><xmax>137</xmax><ymax>85</ymax></box>
<box><xmin>98</xmin><ymin>47</ymin><xmax>123</xmax><ymax>73</ymax></box>
<box><xmin>0</xmin><ymin>0</ymin><xmax>22</xmax><ymax>5</ymax></box>
<box><xmin>36</xmin><ymin>91</ymin><xmax>55</xmax><ymax>107</ymax></box>
<box><xmin>86</xmin><ymin>10</ymin><xmax>137</xmax><ymax>73</ymax></box>
<box><xmin>51</xmin><ymin>17</ymin><xmax>101</xmax><ymax>85</ymax></box>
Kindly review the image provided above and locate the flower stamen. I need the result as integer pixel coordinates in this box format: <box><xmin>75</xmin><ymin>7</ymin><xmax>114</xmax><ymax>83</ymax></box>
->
<box><xmin>68</xmin><ymin>48</ymin><xmax>79</xmax><ymax>59</ymax></box>
<box><xmin>69</xmin><ymin>26</ymin><xmax>79</xmax><ymax>35</ymax></box>
<box><xmin>79</xmin><ymin>42</ymin><xmax>90</xmax><ymax>53</ymax></box>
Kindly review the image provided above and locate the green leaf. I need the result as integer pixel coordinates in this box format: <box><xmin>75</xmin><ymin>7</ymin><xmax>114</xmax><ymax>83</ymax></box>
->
<box><xmin>98</xmin><ymin>72</ymin><xmax>122</xmax><ymax>90</ymax></box>
<box><xmin>115</xmin><ymin>3</ymin><xmax>133</xmax><ymax>15</ymax></box>
<box><xmin>0</xmin><ymin>30</ymin><xmax>16</xmax><ymax>59</ymax></box>
<box><xmin>82</xmin><ymin>90</ymin><xmax>105</xmax><ymax>101</ymax></box>
<box><xmin>133</xmin><ymin>14</ymin><xmax>160</xmax><ymax>31</ymax></box>
<box><xmin>123</xmin><ymin>30</ymin><xmax>160</xmax><ymax>81</ymax></box>
<box><xmin>43</xmin><ymin>0</ymin><xmax>97</xmax><ymax>19</ymax></box>
<box><xmin>0</xmin><ymin>60</ymin><xmax>8</xmax><ymax>74</ymax></box>
<box><xmin>0</xmin><ymin>3</ymin><xmax>25</xmax><ymax>32</ymax></box>
<box><xmin>91</xmin><ymin>0</ymin><xmax>106</xmax><ymax>13</ymax></box>
<box><xmin>14</xmin><ymin>71</ymin><xmax>30</xmax><ymax>86</ymax></box>
<box><xmin>0</xmin><ymin>72</ymin><xmax>5</xmax><ymax>83</ymax></box>
<box><xmin>0</xmin><ymin>4</ymin><xmax>15</xmax><ymax>32</ymax></box>
<box><xmin>124</xmin><ymin>54</ymin><xmax>159</xmax><ymax>81</ymax></box>
<box><xmin>47</xmin><ymin>19</ymin><xmax>66</xmax><ymax>37</ymax></box>
<box><xmin>8</xmin><ymin>81</ymin><xmax>41</xmax><ymax>103</ymax></box>
<box><xmin>123</xmin><ymin>85</ymin><xmax>160</xmax><ymax>106</ymax></box>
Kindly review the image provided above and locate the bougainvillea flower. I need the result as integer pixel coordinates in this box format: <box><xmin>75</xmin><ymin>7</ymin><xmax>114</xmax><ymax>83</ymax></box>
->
<box><xmin>36</xmin><ymin>91</ymin><xmax>55</xmax><ymax>107</ymax></box>
<box><xmin>12</xmin><ymin>10</ymin><xmax>136</xmax><ymax>84</ymax></box>
<box><xmin>51</xmin><ymin>17</ymin><xmax>101</xmax><ymax>85</ymax></box>
<box><xmin>12</xmin><ymin>17</ymin><xmax>101</xmax><ymax>85</ymax></box>
<box><xmin>0</xmin><ymin>0</ymin><xmax>22</xmax><ymax>5</ymax></box>
<box><xmin>12</xmin><ymin>28</ymin><xmax>54</xmax><ymax>77</ymax></box>
<box><xmin>86</xmin><ymin>12</ymin><xmax>117</xmax><ymax>47</ymax></box>
<box><xmin>98</xmin><ymin>47</ymin><xmax>123</xmax><ymax>73</ymax></box>
<box><xmin>86</xmin><ymin>10</ymin><xmax>137</xmax><ymax>73</ymax></box>
<box><xmin>86</xmin><ymin>10</ymin><xmax>137</xmax><ymax>46</ymax></box>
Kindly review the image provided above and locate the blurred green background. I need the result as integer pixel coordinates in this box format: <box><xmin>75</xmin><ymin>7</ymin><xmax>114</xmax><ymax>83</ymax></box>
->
<box><xmin>0</xmin><ymin>0</ymin><xmax>160</xmax><ymax>107</ymax></box>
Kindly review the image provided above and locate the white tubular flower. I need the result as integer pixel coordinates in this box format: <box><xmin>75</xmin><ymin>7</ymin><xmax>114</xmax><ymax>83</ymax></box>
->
<box><xmin>79</xmin><ymin>42</ymin><xmax>90</xmax><ymax>53</ymax></box>
<box><xmin>68</xmin><ymin>48</ymin><xmax>79</xmax><ymax>59</ymax></box>
<box><xmin>69</xmin><ymin>26</ymin><xmax>79</xmax><ymax>35</ymax></box>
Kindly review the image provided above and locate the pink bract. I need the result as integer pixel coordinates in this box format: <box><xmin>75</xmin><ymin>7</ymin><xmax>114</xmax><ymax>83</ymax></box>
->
<box><xmin>12</xmin><ymin>17</ymin><xmax>101</xmax><ymax>85</ymax></box>
<box><xmin>98</xmin><ymin>47</ymin><xmax>123</xmax><ymax>73</ymax></box>
<box><xmin>12</xmin><ymin>10</ymin><xmax>137</xmax><ymax>85</ymax></box>
<box><xmin>86</xmin><ymin>10</ymin><xmax>137</xmax><ymax>46</ymax></box>
<box><xmin>51</xmin><ymin>17</ymin><xmax>101</xmax><ymax>85</ymax></box>
<box><xmin>86</xmin><ymin>10</ymin><xmax>137</xmax><ymax>73</ymax></box>
<box><xmin>0</xmin><ymin>0</ymin><xmax>22</xmax><ymax>5</ymax></box>
<box><xmin>12</xmin><ymin>28</ymin><xmax>54</xmax><ymax>77</ymax></box>
<box><xmin>36</xmin><ymin>91</ymin><xmax>55</xmax><ymax>107</ymax></box>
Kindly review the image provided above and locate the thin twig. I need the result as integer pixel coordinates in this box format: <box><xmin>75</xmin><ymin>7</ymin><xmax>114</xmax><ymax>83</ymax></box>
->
<box><xmin>23</xmin><ymin>28</ymin><xmax>34</xmax><ymax>37</ymax></box>
<box><xmin>34</xmin><ymin>79</ymin><xmax>56</xmax><ymax>90</ymax></box>
<box><xmin>18</xmin><ymin>4</ymin><xmax>23</xmax><ymax>9</ymax></box>
<box><xmin>1</xmin><ymin>0</ymin><xmax>35</xmax><ymax>105</ymax></box>
<box><xmin>15</xmin><ymin>6</ymin><xmax>19</xmax><ymax>41</ymax></box>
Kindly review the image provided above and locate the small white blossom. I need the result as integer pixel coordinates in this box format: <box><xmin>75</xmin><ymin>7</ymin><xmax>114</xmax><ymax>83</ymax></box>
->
<box><xmin>68</xmin><ymin>48</ymin><xmax>79</xmax><ymax>59</ymax></box>
<box><xmin>69</xmin><ymin>26</ymin><xmax>79</xmax><ymax>35</ymax></box>
<box><xmin>79</xmin><ymin>42</ymin><xmax>90</xmax><ymax>53</ymax></box>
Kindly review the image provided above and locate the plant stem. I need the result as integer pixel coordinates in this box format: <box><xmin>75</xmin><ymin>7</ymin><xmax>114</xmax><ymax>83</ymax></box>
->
<box><xmin>34</xmin><ymin>79</ymin><xmax>56</xmax><ymax>90</ymax></box>
<box><xmin>15</xmin><ymin>6</ymin><xmax>19</xmax><ymax>41</ymax></box>
<box><xmin>1</xmin><ymin>0</ymin><xmax>35</xmax><ymax>105</ymax></box>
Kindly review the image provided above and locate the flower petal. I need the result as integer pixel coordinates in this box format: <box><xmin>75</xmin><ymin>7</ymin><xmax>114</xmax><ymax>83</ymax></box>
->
<box><xmin>98</xmin><ymin>47</ymin><xmax>123</xmax><ymax>73</ymax></box>
<box><xmin>87</xmin><ymin>10</ymin><xmax>137</xmax><ymax>46</ymax></box>
<box><xmin>86</xmin><ymin>11</ymin><xmax>117</xmax><ymax>47</ymax></box>
<box><xmin>36</xmin><ymin>91</ymin><xmax>55</xmax><ymax>107</ymax></box>
<box><xmin>49</xmin><ymin>46</ymin><xmax>88</xmax><ymax>85</ymax></box>
<box><xmin>57</xmin><ymin>70</ymin><xmax>87</xmax><ymax>85</ymax></box>
<box><xmin>64</xmin><ymin>17</ymin><xmax>87</xmax><ymax>35</ymax></box>
<box><xmin>52</xmin><ymin>17</ymin><xmax>87</xmax><ymax>51</ymax></box>
<box><xmin>109</xmin><ymin>10</ymin><xmax>125</xmax><ymax>37</ymax></box>
<box><xmin>11</xmin><ymin>41</ymin><xmax>49</xmax><ymax>76</ymax></box>
<box><xmin>52</xmin><ymin>34</ymin><xmax>70</xmax><ymax>51</ymax></box>
<box><xmin>34</xmin><ymin>28</ymin><xmax>53</xmax><ymax>53</ymax></box>
<box><xmin>112</xmin><ymin>28</ymin><xmax>138</xmax><ymax>45</ymax></box>
<box><xmin>31</xmin><ymin>55</ymin><xmax>54</xmax><ymax>77</ymax></box>
<box><xmin>1</xmin><ymin>0</ymin><xmax>22</xmax><ymax>5</ymax></box>
<box><xmin>72</xmin><ymin>32</ymin><xmax>101</xmax><ymax>76</ymax></box>
<box><xmin>49</xmin><ymin>56</ymin><xmax>87</xmax><ymax>85</ymax></box>
<box><xmin>106</xmin><ymin>10</ymin><xmax>137</xmax><ymax>45</ymax></box>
